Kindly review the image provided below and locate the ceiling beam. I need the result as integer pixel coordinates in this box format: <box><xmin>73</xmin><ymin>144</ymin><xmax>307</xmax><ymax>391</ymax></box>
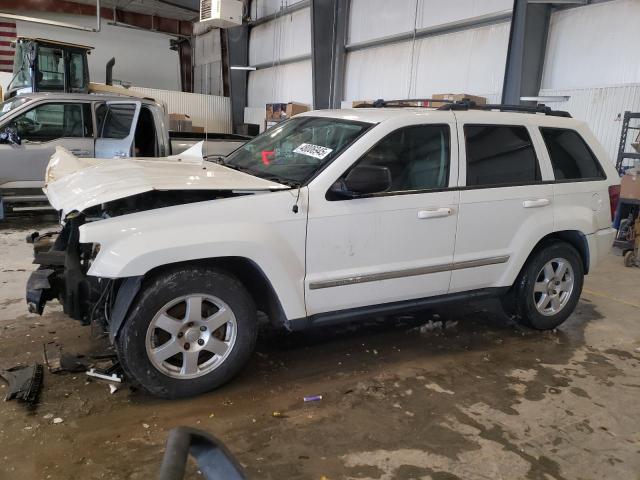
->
<box><xmin>0</xmin><ymin>0</ymin><xmax>192</xmax><ymax>35</ymax></box>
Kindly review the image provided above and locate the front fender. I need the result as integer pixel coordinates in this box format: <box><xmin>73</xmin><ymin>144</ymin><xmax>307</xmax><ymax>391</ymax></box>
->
<box><xmin>80</xmin><ymin>191</ymin><xmax>308</xmax><ymax>320</ymax></box>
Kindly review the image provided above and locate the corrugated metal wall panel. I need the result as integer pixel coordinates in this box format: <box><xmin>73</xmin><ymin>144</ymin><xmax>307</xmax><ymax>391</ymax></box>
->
<box><xmin>247</xmin><ymin>60</ymin><xmax>313</xmax><ymax>107</ymax></box>
<box><xmin>129</xmin><ymin>87</ymin><xmax>232</xmax><ymax>134</ymax></box>
<box><xmin>249</xmin><ymin>7</ymin><xmax>311</xmax><ymax>66</ymax></box>
<box><xmin>344</xmin><ymin>22</ymin><xmax>510</xmax><ymax>102</ymax></box>
<box><xmin>193</xmin><ymin>62</ymin><xmax>224</xmax><ymax>96</ymax></box>
<box><xmin>348</xmin><ymin>0</ymin><xmax>512</xmax><ymax>44</ymax></box>
<box><xmin>193</xmin><ymin>30</ymin><xmax>224</xmax><ymax>96</ymax></box>
<box><xmin>250</xmin><ymin>0</ymin><xmax>308</xmax><ymax>20</ymax></box>
<box><xmin>542</xmin><ymin>0</ymin><xmax>640</xmax><ymax>90</ymax></box>
<box><xmin>539</xmin><ymin>84</ymin><xmax>640</xmax><ymax>165</ymax></box>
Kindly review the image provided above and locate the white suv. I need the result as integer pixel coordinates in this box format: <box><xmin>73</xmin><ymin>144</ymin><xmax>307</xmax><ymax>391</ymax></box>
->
<box><xmin>27</xmin><ymin>103</ymin><xmax>620</xmax><ymax>398</ymax></box>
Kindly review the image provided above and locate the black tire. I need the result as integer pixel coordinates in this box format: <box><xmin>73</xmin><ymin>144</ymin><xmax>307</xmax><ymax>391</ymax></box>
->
<box><xmin>504</xmin><ymin>242</ymin><xmax>584</xmax><ymax>330</ymax></box>
<box><xmin>116</xmin><ymin>266</ymin><xmax>257</xmax><ymax>399</ymax></box>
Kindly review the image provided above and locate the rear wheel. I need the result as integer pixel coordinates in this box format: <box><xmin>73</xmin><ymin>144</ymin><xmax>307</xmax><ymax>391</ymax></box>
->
<box><xmin>116</xmin><ymin>267</ymin><xmax>257</xmax><ymax>399</ymax></box>
<box><xmin>503</xmin><ymin>242</ymin><xmax>584</xmax><ymax>330</ymax></box>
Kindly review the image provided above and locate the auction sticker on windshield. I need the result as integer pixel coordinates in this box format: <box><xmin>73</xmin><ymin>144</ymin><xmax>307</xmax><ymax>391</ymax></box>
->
<box><xmin>293</xmin><ymin>143</ymin><xmax>333</xmax><ymax>160</ymax></box>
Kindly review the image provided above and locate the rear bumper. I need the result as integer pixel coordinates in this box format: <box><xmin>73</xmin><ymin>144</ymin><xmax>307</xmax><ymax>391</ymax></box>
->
<box><xmin>587</xmin><ymin>227</ymin><xmax>616</xmax><ymax>270</ymax></box>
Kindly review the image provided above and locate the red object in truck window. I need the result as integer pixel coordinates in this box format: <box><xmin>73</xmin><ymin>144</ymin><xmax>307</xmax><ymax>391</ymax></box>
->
<box><xmin>261</xmin><ymin>150</ymin><xmax>275</xmax><ymax>165</ymax></box>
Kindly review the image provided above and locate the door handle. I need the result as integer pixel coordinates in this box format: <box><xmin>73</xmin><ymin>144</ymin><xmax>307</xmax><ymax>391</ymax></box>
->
<box><xmin>523</xmin><ymin>198</ymin><xmax>550</xmax><ymax>208</ymax></box>
<box><xmin>417</xmin><ymin>208</ymin><xmax>452</xmax><ymax>219</ymax></box>
<box><xmin>69</xmin><ymin>149</ymin><xmax>91</xmax><ymax>156</ymax></box>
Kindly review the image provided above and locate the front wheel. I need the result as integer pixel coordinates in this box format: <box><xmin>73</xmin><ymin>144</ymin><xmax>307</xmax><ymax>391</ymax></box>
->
<box><xmin>505</xmin><ymin>242</ymin><xmax>584</xmax><ymax>330</ymax></box>
<box><xmin>116</xmin><ymin>267</ymin><xmax>257</xmax><ymax>399</ymax></box>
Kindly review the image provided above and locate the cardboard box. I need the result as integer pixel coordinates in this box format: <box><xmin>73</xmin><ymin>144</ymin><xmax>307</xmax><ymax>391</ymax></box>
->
<box><xmin>265</xmin><ymin>103</ymin><xmax>287</xmax><ymax>122</ymax></box>
<box><xmin>169</xmin><ymin>113</ymin><xmax>192</xmax><ymax>132</ymax></box>
<box><xmin>431</xmin><ymin>93</ymin><xmax>487</xmax><ymax>108</ymax></box>
<box><xmin>191</xmin><ymin>126</ymin><xmax>205</xmax><ymax>133</ymax></box>
<box><xmin>621</xmin><ymin>172</ymin><xmax>640</xmax><ymax>200</ymax></box>
<box><xmin>286</xmin><ymin>102</ymin><xmax>310</xmax><ymax>118</ymax></box>
<box><xmin>266</xmin><ymin>102</ymin><xmax>310</xmax><ymax>122</ymax></box>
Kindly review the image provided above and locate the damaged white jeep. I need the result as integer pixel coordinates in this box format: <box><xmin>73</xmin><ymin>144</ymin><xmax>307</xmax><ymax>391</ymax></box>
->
<box><xmin>26</xmin><ymin>104</ymin><xmax>620</xmax><ymax>398</ymax></box>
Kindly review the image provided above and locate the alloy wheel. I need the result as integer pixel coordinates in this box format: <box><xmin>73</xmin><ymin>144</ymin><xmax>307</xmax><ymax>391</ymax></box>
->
<box><xmin>145</xmin><ymin>294</ymin><xmax>237</xmax><ymax>379</ymax></box>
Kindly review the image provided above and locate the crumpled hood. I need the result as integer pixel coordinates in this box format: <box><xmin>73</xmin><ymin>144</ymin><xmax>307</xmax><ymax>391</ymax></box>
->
<box><xmin>44</xmin><ymin>143</ymin><xmax>288</xmax><ymax>215</ymax></box>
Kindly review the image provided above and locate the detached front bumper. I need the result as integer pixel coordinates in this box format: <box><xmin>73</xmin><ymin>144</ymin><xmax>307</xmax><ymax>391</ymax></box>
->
<box><xmin>25</xmin><ymin>220</ymin><xmax>101</xmax><ymax>324</ymax></box>
<box><xmin>26</xmin><ymin>268</ymin><xmax>56</xmax><ymax>315</ymax></box>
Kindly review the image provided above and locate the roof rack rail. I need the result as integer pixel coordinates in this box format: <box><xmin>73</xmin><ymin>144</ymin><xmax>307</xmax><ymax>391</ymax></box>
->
<box><xmin>437</xmin><ymin>100</ymin><xmax>572</xmax><ymax>118</ymax></box>
<box><xmin>353</xmin><ymin>98</ymin><xmax>572</xmax><ymax>117</ymax></box>
<box><xmin>354</xmin><ymin>98</ymin><xmax>454</xmax><ymax>108</ymax></box>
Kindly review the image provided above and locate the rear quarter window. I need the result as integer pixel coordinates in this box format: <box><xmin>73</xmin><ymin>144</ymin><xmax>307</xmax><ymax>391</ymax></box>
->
<box><xmin>539</xmin><ymin>127</ymin><xmax>606</xmax><ymax>181</ymax></box>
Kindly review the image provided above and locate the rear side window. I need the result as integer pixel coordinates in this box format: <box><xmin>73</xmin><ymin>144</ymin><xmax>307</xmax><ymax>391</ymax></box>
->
<box><xmin>96</xmin><ymin>103</ymin><xmax>136</xmax><ymax>139</ymax></box>
<box><xmin>464</xmin><ymin>125</ymin><xmax>541</xmax><ymax>187</ymax></box>
<box><xmin>540</xmin><ymin>128</ymin><xmax>606</xmax><ymax>181</ymax></box>
<box><xmin>351</xmin><ymin>124</ymin><xmax>450</xmax><ymax>192</ymax></box>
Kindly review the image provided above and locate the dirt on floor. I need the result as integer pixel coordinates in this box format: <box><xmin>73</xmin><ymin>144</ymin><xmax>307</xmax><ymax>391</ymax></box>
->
<box><xmin>0</xmin><ymin>216</ymin><xmax>639</xmax><ymax>480</ymax></box>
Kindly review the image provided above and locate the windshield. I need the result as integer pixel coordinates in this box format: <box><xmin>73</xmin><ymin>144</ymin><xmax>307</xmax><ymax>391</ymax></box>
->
<box><xmin>0</xmin><ymin>97</ymin><xmax>30</xmax><ymax>118</ymax></box>
<box><xmin>222</xmin><ymin>117</ymin><xmax>371</xmax><ymax>185</ymax></box>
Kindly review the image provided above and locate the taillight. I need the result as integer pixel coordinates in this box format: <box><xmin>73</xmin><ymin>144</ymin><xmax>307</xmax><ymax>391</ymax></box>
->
<box><xmin>608</xmin><ymin>184</ymin><xmax>620</xmax><ymax>221</ymax></box>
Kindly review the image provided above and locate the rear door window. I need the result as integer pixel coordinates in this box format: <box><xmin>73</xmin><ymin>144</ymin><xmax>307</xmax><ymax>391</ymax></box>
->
<box><xmin>96</xmin><ymin>103</ymin><xmax>136</xmax><ymax>139</ymax></box>
<box><xmin>539</xmin><ymin>128</ymin><xmax>606</xmax><ymax>180</ymax></box>
<box><xmin>464</xmin><ymin>124</ymin><xmax>541</xmax><ymax>187</ymax></box>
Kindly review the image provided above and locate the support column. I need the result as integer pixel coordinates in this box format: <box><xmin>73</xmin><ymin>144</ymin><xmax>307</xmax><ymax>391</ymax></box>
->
<box><xmin>310</xmin><ymin>0</ymin><xmax>349</xmax><ymax>109</ymax></box>
<box><xmin>501</xmin><ymin>0</ymin><xmax>552</xmax><ymax>105</ymax></box>
<box><xmin>225</xmin><ymin>25</ymin><xmax>249</xmax><ymax>133</ymax></box>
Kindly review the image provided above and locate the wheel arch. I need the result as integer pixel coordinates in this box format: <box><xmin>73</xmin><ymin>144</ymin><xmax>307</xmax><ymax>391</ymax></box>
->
<box><xmin>512</xmin><ymin>230</ymin><xmax>590</xmax><ymax>291</ymax></box>
<box><xmin>108</xmin><ymin>256</ymin><xmax>290</xmax><ymax>343</ymax></box>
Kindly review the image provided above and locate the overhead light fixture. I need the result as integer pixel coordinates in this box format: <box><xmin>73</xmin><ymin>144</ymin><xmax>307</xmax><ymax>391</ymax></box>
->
<box><xmin>230</xmin><ymin>66</ymin><xmax>257</xmax><ymax>71</ymax></box>
<box><xmin>520</xmin><ymin>96</ymin><xmax>570</xmax><ymax>102</ymax></box>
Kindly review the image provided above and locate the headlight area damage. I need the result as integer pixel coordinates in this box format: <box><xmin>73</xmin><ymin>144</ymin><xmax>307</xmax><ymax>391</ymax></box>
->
<box><xmin>25</xmin><ymin>143</ymin><xmax>288</xmax><ymax>332</ymax></box>
<box><xmin>27</xmin><ymin>215</ymin><xmax>100</xmax><ymax>323</ymax></box>
<box><xmin>26</xmin><ymin>190</ymin><xmax>232</xmax><ymax>325</ymax></box>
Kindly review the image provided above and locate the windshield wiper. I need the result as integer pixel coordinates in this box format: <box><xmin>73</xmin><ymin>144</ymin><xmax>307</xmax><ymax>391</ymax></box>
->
<box><xmin>257</xmin><ymin>173</ymin><xmax>301</xmax><ymax>188</ymax></box>
<box><xmin>208</xmin><ymin>157</ymin><xmax>300</xmax><ymax>187</ymax></box>
<box><xmin>210</xmin><ymin>157</ymin><xmax>256</xmax><ymax>175</ymax></box>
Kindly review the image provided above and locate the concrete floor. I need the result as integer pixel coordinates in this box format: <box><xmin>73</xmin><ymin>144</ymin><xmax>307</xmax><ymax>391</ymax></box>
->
<box><xmin>1</xmin><ymin>217</ymin><xmax>639</xmax><ymax>480</ymax></box>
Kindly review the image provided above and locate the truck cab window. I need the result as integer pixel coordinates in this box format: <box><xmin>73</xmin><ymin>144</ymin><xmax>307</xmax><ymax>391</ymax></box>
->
<box><xmin>37</xmin><ymin>46</ymin><xmax>65</xmax><ymax>92</ymax></box>
<box><xmin>8</xmin><ymin>102</ymin><xmax>91</xmax><ymax>142</ymax></box>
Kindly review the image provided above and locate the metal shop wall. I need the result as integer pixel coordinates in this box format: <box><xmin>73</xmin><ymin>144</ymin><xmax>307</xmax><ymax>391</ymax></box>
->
<box><xmin>131</xmin><ymin>86</ymin><xmax>232</xmax><ymax>133</ymax></box>
<box><xmin>193</xmin><ymin>28</ymin><xmax>225</xmax><ymax>96</ymax></box>
<box><xmin>247</xmin><ymin>1</ymin><xmax>313</xmax><ymax>108</ymax></box>
<box><xmin>343</xmin><ymin>0</ymin><xmax>513</xmax><ymax>104</ymax></box>
<box><xmin>539</xmin><ymin>0</ymin><xmax>640</xmax><ymax>163</ymax></box>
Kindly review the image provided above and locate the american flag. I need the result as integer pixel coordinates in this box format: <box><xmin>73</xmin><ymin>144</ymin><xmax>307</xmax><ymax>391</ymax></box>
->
<box><xmin>0</xmin><ymin>21</ymin><xmax>16</xmax><ymax>73</ymax></box>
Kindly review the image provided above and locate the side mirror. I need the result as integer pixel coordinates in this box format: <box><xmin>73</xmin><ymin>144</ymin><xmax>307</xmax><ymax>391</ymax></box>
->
<box><xmin>0</xmin><ymin>127</ymin><xmax>21</xmax><ymax>146</ymax></box>
<box><xmin>330</xmin><ymin>165</ymin><xmax>391</xmax><ymax>199</ymax></box>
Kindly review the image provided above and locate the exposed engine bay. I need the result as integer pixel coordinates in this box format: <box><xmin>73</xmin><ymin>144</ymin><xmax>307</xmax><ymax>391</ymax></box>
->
<box><xmin>84</xmin><ymin>189</ymin><xmax>237</xmax><ymax>218</ymax></box>
<box><xmin>26</xmin><ymin>189</ymin><xmax>241</xmax><ymax>328</ymax></box>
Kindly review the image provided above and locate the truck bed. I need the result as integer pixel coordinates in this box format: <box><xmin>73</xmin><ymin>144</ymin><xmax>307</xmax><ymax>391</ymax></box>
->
<box><xmin>169</xmin><ymin>131</ymin><xmax>251</xmax><ymax>158</ymax></box>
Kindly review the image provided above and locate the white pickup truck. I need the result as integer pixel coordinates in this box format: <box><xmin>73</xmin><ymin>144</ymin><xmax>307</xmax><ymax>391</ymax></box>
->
<box><xmin>26</xmin><ymin>103</ymin><xmax>620</xmax><ymax>398</ymax></box>
<box><xmin>0</xmin><ymin>92</ymin><xmax>248</xmax><ymax>217</ymax></box>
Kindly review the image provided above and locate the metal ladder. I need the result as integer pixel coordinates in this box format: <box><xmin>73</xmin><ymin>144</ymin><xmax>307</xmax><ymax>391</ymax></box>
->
<box><xmin>615</xmin><ymin>111</ymin><xmax>640</xmax><ymax>174</ymax></box>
